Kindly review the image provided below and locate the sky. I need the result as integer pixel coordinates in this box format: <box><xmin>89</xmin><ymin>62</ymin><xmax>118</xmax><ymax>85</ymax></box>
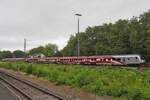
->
<box><xmin>0</xmin><ymin>0</ymin><xmax>150</xmax><ymax>51</ymax></box>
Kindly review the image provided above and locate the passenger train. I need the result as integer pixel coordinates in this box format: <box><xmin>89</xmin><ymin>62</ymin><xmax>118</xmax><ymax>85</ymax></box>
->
<box><xmin>2</xmin><ymin>54</ymin><xmax>145</xmax><ymax>66</ymax></box>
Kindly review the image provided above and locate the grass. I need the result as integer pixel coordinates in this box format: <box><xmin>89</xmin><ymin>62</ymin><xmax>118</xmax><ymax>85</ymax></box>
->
<box><xmin>0</xmin><ymin>62</ymin><xmax>150</xmax><ymax>100</ymax></box>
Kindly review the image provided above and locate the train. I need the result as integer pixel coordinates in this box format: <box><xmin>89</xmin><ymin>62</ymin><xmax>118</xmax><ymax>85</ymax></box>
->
<box><xmin>2</xmin><ymin>54</ymin><xmax>146</xmax><ymax>66</ymax></box>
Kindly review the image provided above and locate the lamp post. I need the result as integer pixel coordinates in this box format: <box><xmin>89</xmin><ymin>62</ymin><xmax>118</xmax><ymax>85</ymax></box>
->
<box><xmin>75</xmin><ymin>13</ymin><xmax>82</xmax><ymax>57</ymax></box>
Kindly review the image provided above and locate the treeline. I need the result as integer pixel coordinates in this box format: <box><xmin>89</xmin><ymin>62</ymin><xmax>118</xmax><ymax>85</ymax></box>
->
<box><xmin>0</xmin><ymin>43</ymin><xmax>60</xmax><ymax>59</ymax></box>
<box><xmin>0</xmin><ymin>50</ymin><xmax>26</xmax><ymax>59</ymax></box>
<box><xmin>62</xmin><ymin>10</ymin><xmax>150</xmax><ymax>61</ymax></box>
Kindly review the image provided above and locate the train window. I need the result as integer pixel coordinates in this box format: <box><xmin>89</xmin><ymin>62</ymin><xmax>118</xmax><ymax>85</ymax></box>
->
<box><xmin>97</xmin><ymin>59</ymin><xmax>101</xmax><ymax>61</ymax></box>
<box><xmin>117</xmin><ymin>58</ymin><xmax>121</xmax><ymax>61</ymax></box>
<box><xmin>141</xmin><ymin>56</ymin><xmax>145</xmax><ymax>60</ymax></box>
<box><xmin>108</xmin><ymin>58</ymin><xmax>110</xmax><ymax>61</ymax></box>
<box><xmin>122</xmin><ymin>58</ymin><xmax>125</xmax><ymax>61</ymax></box>
<box><xmin>112</xmin><ymin>58</ymin><xmax>115</xmax><ymax>60</ymax></box>
<box><xmin>135</xmin><ymin>57</ymin><xmax>138</xmax><ymax>59</ymax></box>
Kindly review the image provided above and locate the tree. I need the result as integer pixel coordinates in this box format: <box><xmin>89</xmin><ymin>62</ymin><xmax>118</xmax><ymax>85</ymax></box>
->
<box><xmin>43</xmin><ymin>43</ymin><xmax>58</xmax><ymax>57</ymax></box>
<box><xmin>0</xmin><ymin>51</ymin><xmax>2</xmax><ymax>60</ymax></box>
<box><xmin>62</xmin><ymin>10</ymin><xmax>150</xmax><ymax>62</ymax></box>
<box><xmin>13</xmin><ymin>50</ymin><xmax>26</xmax><ymax>58</ymax></box>
<box><xmin>1</xmin><ymin>51</ymin><xmax>12</xmax><ymax>58</ymax></box>
<box><xmin>29</xmin><ymin>46</ymin><xmax>45</xmax><ymax>55</ymax></box>
<box><xmin>54</xmin><ymin>51</ymin><xmax>63</xmax><ymax>57</ymax></box>
<box><xmin>29</xmin><ymin>43</ymin><xmax>58</xmax><ymax>57</ymax></box>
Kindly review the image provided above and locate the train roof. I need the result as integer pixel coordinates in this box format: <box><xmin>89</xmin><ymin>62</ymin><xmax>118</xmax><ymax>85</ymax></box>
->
<box><xmin>27</xmin><ymin>54</ymin><xmax>142</xmax><ymax>59</ymax></box>
<box><xmin>112</xmin><ymin>54</ymin><xmax>141</xmax><ymax>58</ymax></box>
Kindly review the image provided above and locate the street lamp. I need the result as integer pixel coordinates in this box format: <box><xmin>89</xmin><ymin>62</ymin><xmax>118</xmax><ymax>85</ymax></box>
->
<box><xmin>75</xmin><ymin>13</ymin><xmax>82</xmax><ymax>57</ymax></box>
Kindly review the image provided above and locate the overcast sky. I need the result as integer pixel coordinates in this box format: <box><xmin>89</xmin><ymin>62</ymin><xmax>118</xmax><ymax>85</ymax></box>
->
<box><xmin>0</xmin><ymin>0</ymin><xmax>150</xmax><ymax>51</ymax></box>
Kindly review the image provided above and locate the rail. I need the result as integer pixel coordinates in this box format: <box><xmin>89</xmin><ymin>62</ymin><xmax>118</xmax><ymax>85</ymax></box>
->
<box><xmin>0</xmin><ymin>70</ymin><xmax>67</xmax><ymax>100</ymax></box>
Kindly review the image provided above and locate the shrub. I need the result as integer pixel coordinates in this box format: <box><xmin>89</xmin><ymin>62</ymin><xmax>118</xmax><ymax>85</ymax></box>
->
<box><xmin>0</xmin><ymin>62</ymin><xmax>150</xmax><ymax>99</ymax></box>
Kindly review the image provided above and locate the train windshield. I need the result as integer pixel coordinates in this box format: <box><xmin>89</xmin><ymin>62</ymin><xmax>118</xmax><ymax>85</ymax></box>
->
<box><xmin>141</xmin><ymin>56</ymin><xmax>145</xmax><ymax>60</ymax></box>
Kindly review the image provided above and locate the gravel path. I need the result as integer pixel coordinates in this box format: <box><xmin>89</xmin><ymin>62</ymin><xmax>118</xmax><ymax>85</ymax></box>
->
<box><xmin>0</xmin><ymin>81</ymin><xmax>17</xmax><ymax>100</ymax></box>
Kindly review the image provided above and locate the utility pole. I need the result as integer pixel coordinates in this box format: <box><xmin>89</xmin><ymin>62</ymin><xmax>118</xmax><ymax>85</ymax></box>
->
<box><xmin>75</xmin><ymin>13</ymin><xmax>82</xmax><ymax>57</ymax></box>
<box><xmin>24</xmin><ymin>38</ymin><xmax>27</xmax><ymax>53</ymax></box>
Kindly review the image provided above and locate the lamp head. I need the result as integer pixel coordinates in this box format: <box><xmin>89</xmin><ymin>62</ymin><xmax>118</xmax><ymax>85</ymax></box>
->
<box><xmin>75</xmin><ymin>13</ymin><xmax>82</xmax><ymax>16</ymax></box>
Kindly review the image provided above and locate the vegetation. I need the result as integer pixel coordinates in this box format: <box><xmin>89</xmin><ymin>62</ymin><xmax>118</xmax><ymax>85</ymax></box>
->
<box><xmin>0</xmin><ymin>62</ymin><xmax>150</xmax><ymax>99</ymax></box>
<box><xmin>0</xmin><ymin>43</ymin><xmax>59</xmax><ymax>59</ymax></box>
<box><xmin>29</xmin><ymin>43</ymin><xmax>58</xmax><ymax>57</ymax></box>
<box><xmin>62</xmin><ymin>10</ymin><xmax>150</xmax><ymax>62</ymax></box>
<box><xmin>0</xmin><ymin>50</ymin><xmax>26</xmax><ymax>59</ymax></box>
<box><xmin>0</xmin><ymin>51</ymin><xmax>13</xmax><ymax>59</ymax></box>
<box><xmin>13</xmin><ymin>50</ymin><xmax>26</xmax><ymax>58</ymax></box>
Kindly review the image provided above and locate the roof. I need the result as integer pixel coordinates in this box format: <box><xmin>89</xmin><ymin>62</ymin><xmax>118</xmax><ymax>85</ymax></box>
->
<box><xmin>112</xmin><ymin>54</ymin><xmax>141</xmax><ymax>58</ymax></box>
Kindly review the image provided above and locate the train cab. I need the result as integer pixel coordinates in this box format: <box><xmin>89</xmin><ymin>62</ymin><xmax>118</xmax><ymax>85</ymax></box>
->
<box><xmin>113</xmin><ymin>54</ymin><xmax>145</xmax><ymax>65</ymax></box>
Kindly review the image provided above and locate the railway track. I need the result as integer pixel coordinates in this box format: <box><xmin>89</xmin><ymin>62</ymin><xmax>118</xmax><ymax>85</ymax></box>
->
<box><xmin>0</xmin><ymin>70</ymin><xmax>67</xmax><ymax>100</ymax></box>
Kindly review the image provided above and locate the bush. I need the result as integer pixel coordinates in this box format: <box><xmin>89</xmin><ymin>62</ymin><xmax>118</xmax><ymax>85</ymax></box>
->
<box><xmin>0</xmin><ymin>62</ymin><xmax>150</xmax><ymax>99</ymax></box>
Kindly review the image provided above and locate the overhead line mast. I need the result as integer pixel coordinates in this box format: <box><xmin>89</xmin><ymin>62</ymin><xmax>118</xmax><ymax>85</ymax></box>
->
<box><xmin>24</xmin><ymin>38</ymin><xmax>27</xmax><ymax>53</ymax></box>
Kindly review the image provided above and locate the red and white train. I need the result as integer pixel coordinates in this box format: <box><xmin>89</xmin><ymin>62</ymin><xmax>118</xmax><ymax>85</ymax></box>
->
<box><xmin>25</xmin><ymin>54</ymin><xmax>145</xmax><ymax>66</ymax></box>
<box><xmin>2</xmin><ymin>54</ymin><xmax>145</xmax><ymax>66</ymax></box>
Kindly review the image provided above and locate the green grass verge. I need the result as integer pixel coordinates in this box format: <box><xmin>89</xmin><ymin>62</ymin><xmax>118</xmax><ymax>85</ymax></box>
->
<box><xmin>0</xmin><ymin>62</ymin><xmax>150</xmax><ymax>100</ymax></box>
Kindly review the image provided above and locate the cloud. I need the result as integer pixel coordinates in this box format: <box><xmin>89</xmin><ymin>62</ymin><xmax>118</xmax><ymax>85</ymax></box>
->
<box><xmin>0</xmin><ymin>0</ymin><xmax>149</xmax><ymax>51</ymax></box>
